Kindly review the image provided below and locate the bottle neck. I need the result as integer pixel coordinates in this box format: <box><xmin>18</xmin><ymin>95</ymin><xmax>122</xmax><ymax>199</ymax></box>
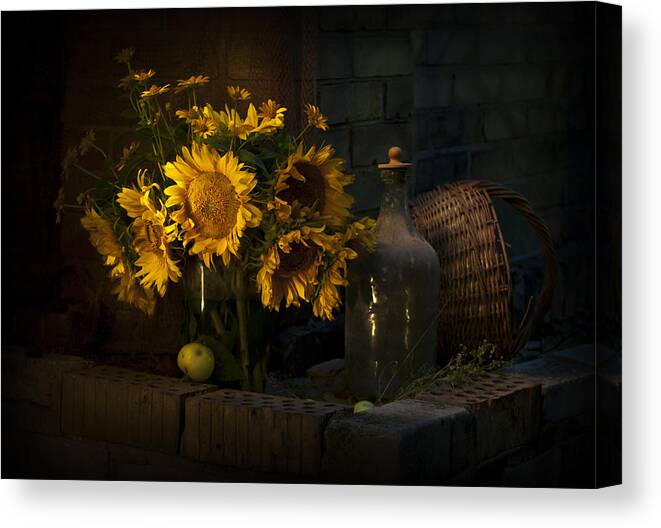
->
<box><xmin>377</xmin><ymin>169</ymin><xmax>416</xmax><ymax>235</ymax></box>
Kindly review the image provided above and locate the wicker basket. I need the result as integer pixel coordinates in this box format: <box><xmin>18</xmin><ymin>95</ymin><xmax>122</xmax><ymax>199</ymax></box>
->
<box><xmin>411</xmin><ymin>180</ymin><xmax>557</xmax><ymax>362</ymax></box>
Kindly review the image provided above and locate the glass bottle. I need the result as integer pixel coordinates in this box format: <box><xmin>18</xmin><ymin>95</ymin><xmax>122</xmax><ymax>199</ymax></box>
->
<box><xmin>345</xmin><ymin>147</ymin><xmax>440</xmax><ymax>400</ymax></box>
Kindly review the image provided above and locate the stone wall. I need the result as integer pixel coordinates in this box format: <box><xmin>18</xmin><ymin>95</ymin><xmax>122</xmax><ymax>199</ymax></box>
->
<box><xmin>315</xmin><ymin>3</ymin><xmax>605</xmax><ymax>330</ymax></box>
<box><xmin>1</xmin><ymin>4</ymin><xmax>620</xmax><ymax>359</ymax></box>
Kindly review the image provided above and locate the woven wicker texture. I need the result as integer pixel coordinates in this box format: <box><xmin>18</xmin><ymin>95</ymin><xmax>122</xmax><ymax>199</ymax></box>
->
<box><xmin>411</xmin><ymin>180</ymin><xmax>556</xmax><ymax>362</ymax></box>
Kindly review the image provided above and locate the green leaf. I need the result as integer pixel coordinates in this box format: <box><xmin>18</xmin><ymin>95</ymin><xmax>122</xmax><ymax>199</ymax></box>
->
<box><xmin>196</xmin><ymin>334</ymin><xmax>245</xmax><ymax>382</ymax></box>
<box><xmin>238</xmin><ymin>149</ymin><xmax>268</xmax><ymax>175</ymax></box>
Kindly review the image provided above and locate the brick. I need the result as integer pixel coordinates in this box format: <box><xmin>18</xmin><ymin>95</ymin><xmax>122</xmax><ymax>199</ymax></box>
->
<box><xmin>2</xmin><ymin>351</ymin><xmax>92</xmax><ymax>434</ymax></box>
<box><xmin>321</xmin><ymin>400</ymin><xmax>472</xmax><ymax>484</ymax></box>
<box><xmin>454</xmin><ymin>68</ymin><xmax>501</xmax><ymax>104</ymax></box>
<box><xmin>2</xmin><ymin>430</ymin><xmax>108</xmax><ymax>480</ymax></box>
<box><xmin>353</xmin><ymin>36</ymin><xmax>411</xmax><ymax>77</ymax></box>
<box><xmin>503</xmin><ymin>434</ymin><xmax>595</xmax><ymax>487</ymax></box>
<box><xmin>385</xmin><ymin>78</ymin><xmax>413</xmax><ymax>119</ymax></box>
<box><xmin>426</xmin><ymin>108</ymin><xmax>479</xmax><ymax>148</ymax></box>
<box><xmin>512</xmin><ymin>3</ymin><xmax>576</xmax><ymax>25</ymax></box>
<box><xmin>528</xmin><ymin>104</ymin><xmax>558</xmax><ymax>135</ymax></box>
<box><xmin>502</xmin><ymin>65</ymin><xmax>549</xmax><ymax>101</ymax></box>
<box><xmin>352</xmin><ymin>123</ymin><xmax>410</xmax><ymax>167</ymax></box>
<box><xmin>348</xmin><ymin>167</ymin><xmax>385</xmax><ymax>212</ymax></box>
<box><xmin>386</xmin><ymin>4</ymin><xmax>455</xmax><ymax>29</ymax></box>
<box><xmin>411</xmin><ymin>29</ymin><xmax>426</xmax><ymax>65</ymax></box>
<box><xmin>548</xmin><ymin>65</ymin><xmax>587</xmax><ymax>100</ymax></box>
<box><xmin>414</xmin><ymin>68</ymin><xmax>452</xmax><ymax>108</ymax></box>
<box><xmin>317</xmin><ymin>38</ymin><xmax>352</xmax><ymax>79</ymax></box>
<box><xmin>182</xmin><ymin>389</ymin><xmax>348</xmax><ymax>478</ymax></box>
<box><xmin>413</xmin><ymin>152</ymin><xmax>468</xmax><ymax>192</ymax></box>
<box><xmin>427</xmin><ymin>29</ymin><xmax>478</xmax><ymax>65</ymax></box>
<box><xmin>61</xmin><ymin>366</ymin><xmax>215</xmax><ymax>453</ymax></box>
<box><xmin>437</xmin><ymin>152</ymin><xmax>470</xmax><ymax>185</ymax></box>
<box><xmin>456</xmin><ymin>3</ymin><xmax>509</xmax><ymax>25</ymax></box>
<box><xmin>484</xmin><ymin>104</ymin><xmax>527</xmax><ymax>141</ymax></box>
<box><xmin>323</xmin><ymin>126</ymin><xmax>351</xmax><ymax>165</ymax></box>
<box><xmin>511</xmin><ymin>137</ymin><xmax>561</xmax><ymax>177</ymax></box>
<box><xmin>470</xmin><ymin>146</ymin><xmax>514</xmax><ymax>181</ymax></box>
<box><xmin>319</xmin><ymin>6</ymin><xmax>387</xmax><ymax>31</ymax></box>
<box><xmin>506</xmin><ymin>355</ymin><xmax>595</xmax><ymax>424</ymax></box>
<box><xmin>479</xmin><ymin>32</ymin><xmax>526</xmax><ymax>65</ymax></box>
<box><xmin>318</xmin><ymin>81</ymin><xmax>383</xmax><ymax>124</ymax></box>
<box><xmin>418</xmin><ymin>373</ymin><xmax>542</xmax><ymax>462</ymax></box>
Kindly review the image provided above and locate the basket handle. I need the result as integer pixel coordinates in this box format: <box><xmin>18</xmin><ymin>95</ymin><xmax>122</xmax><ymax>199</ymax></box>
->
<box><xmin>475</xmin><ymin>181</ymin><xmax>558</xmax><ymax>354</ymax></box>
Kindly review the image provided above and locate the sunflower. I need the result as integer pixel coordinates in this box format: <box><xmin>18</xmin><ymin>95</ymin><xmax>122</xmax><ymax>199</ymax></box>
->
<box><xmin>115</xmin><ymin>47</ymin><xmax>134</xmax><ymax>64</ymax></box>
<box><xmin>113</xmin><ymin>269</ymin><xmax>157</xmax><ymax>316</ymax></box>
<box><xmin>141</xmin><ymin>84</ymin><xmax>170</xmax><ymax>98</ymax></box>
<box><xmin>227</xmin><ymin>85</ymin><xmax>251</xmax><ymax>101</ymax></box>
<box><xmin>274</xmin><ymin>143</ymin><xmax>354</xmax><ymax>228</ymax></box>
<box><xmin>80</xmin><ymin>208</ymin><xmax>124</xmax><ymax>275</ymax></box>
<box><xmin>78</xmin><ymin>130</ymin><xmax>96</xmax><ymax>156</ymax></box>
<box><xmin>115</xmin><ymin>141</ymin><xmax>140</xmax><ymax>171</ymax></box>
<box><xmin>304</xmin><ymin>103</ymin><xmax>329</xmax><ymax>131</ymax></box>
<box><xmin>191</xmin><ymin>116</ymin><xmax>217</xmax><ymax>138</ymax></box>
<box><xmin>175</xmin><ymin>75</ymin><xmax>210</xmax><ymax>93</ymax></box>
<box><xmin>258</xmin><ymin>99</ymin><xmax>287</xmax><ymax>127</ymax></box>
<box><xmin>81</xmin><ymin>207</ymin><xmax>156</xmax><ymax>315</ymax></box>
<box><xmin>312</xmin><ymin>244</ymin><xmax>358</xmax><ymax>320</ymax></box>
<box><xmin>117</xmin><ymin>171</ymin><xmax>181</xmax><ymax>296</ymax></box>
<box><xmin>133</xmin><ymin>69</ymin><xmax>156</xmax><ymax>82</ymax></box>
<box><xmin>164</xmin><ymin>143</ymin><xmax>262</xmax><ymax>268</ymax></box>
<box><xmin>344</xmin><ymin>216</ymin><xmax>377</xmax><ymax>254</ymax></box>
<box><xmin>256</xmin><ymin>226</ymin><xmax>336</xmax><ymax>311</ymax></box>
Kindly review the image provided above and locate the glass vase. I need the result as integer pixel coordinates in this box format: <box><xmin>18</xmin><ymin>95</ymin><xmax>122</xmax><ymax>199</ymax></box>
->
<box><xmin>182</xmin><ymin>260</ymin><xmax>272</xmax><ymax>391</ymax></box>
<box><xmin>345</xmin><ymin>147</ymin><xmax>440</xmax><ymax>400</ymax></box>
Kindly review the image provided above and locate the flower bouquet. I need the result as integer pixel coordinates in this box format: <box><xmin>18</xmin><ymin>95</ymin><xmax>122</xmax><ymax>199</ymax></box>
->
<box><xmin>56</xmin><ymin>48</ymin><xmax>374</xmax><ymax>390</ymax></box>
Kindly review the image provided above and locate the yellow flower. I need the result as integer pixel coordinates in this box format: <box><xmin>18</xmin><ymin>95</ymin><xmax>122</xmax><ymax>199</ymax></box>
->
<box><xmin>133</xmin><ymin>69</ymin><xmax>156</xmax><ymax>82</ymax></box>
<box><xmin>164</xmin><ymin>143</ymin><xmax>262</xmax><ymax>268</ymax></box>
<box><xmin>215</xmin><ymin>102</ymin><xmax>285</xmax><ymax>140</ymax></box>
<box><xmin>118</xmin><ymin>73</ymin><xmax>134</xmax><ymax>90</ymax></box>
<box><xmin>267</xmin><ymin>197</ymin><xmax>293</xmax><ymax>223</ymax></box>
<box><xmin>78</xmin><ymin>130</ymin><xmax>96</xmax><ymax>155</ymax></box>
<box><xmin>304</xmin><ymin>103</ymin><xmax>329</xmax><ymax>131</ymax></box>
<box><xmin>80</xmin><ymin>208</ymin><xmax>124</xmax><ymax>275</ymax></box>
<box><xmin>115</xmin><ymin>47</ymin><xmax>134</xmax><ymax>64</ymax></box>
<box><xmin>258</xmin><ymin>99</ymin><xmax>287</xmax><ymax>127</ymax></box>
<box><xmin>140</xmin><ymin>84</ymin><xmax>170</xmax><ymax>98</ymax></box>
<box><xmin>175</xmin><ymin>105</ymin><xmax>200</xmax><ymax>122</ymax></box>
<box><xmin>275</xmin><ymin>143</ymin><xmax>354</xmax><ymax>228</ymax></box>
<box><xmin>116</xmin><ymin>169</ymin><xmax>155</xmax><ymax>218</ymax></box>
<box><xmin>81</xmin><ymin>204</ymin><xmax>158</xmax><ymax>315</ymax></box>
<box><xmin>113</xmin><ymin>269</ymin><xmax>157</xmax><ymax>316</ymax></box>
<box><xmin>117</xmin><ymin>171</ymin><xmax>181</xmax><ymax>296</ymax></box>
<box><xmin>191</xmin><ymin>116</ymin><xmax>217</xmax><ymax>138</ymax></box>
<box><xmin>344</xmin><ymin>216</ymin><xmax>377</xmax><ymax>253</ymax></box>
<box><xmin>115</xmin><ymin>141</ymin><xmax>140</xmax><ymax>171</ymax></box>
<box><xmin>227</xmin><ymin>85</ymin><xmax>251</xmax><ymax>101</ymax></box>
<box><xmin>175</xmin><ymin>75</ymin><xmax>210</xmax><ymax>93</ymax></box>
<box><xmin>62</xmin><ymin>147</ymin><xmax>78</xmax><ymax>170</ymax></box>
<box><xmin>53</xmin><ymin>187</ymin><xmax>65</xmax><ymax>224</ymax></box>
<box><xmin>256</xmin><ymin>226</ymin><xmax>336</xmax><ymax>311</ymax></box>
<box><xmin>313</xmin><ymin>245</ymin><xmax>358</xmax><ymax>320</ymax></box>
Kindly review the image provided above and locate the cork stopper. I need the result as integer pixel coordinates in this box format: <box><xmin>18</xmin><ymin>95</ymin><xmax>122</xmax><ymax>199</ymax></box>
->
<box><xmin>378</xmin><ymin>146</ymin><xmax>412</xmax><ymax>170</ymax></box>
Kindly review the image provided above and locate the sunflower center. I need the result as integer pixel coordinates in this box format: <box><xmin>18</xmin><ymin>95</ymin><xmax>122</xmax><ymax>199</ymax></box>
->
<box><xmin>186</xmin><ymin>172</ymin><xmax>241</xmax><ymax>239</ymax></box>
<box><xmin>144</xmin><ymin>220</ymin><xmax>164</xmax><ymax>251</ymax></box>
<box><xmin>278</xmin><ymin>162</ymin><xmax>325</xmax><ymax>212</ymax></box>
<box><xmin>277</xmin><ymin>242</ymin><xmax>318</xmax><ymax>278</ymax></box>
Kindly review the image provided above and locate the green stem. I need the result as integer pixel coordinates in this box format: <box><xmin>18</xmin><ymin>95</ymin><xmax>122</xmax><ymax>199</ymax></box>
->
<box><xmin>233</xmin><ymin>269</ymin><xmax>251</xmax><ymax>390</ymax></box>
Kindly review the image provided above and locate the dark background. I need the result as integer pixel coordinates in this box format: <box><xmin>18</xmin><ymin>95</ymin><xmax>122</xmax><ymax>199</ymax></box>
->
<box><xmin>1</xmin><ymin>3</ymin><xmax>620</xmax><ymax>366</ymax></box>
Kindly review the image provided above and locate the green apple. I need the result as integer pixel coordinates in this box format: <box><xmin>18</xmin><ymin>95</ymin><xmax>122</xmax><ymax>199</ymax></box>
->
<box><xmin>353</xmin><ymin>400</ymin><xmax>375</xmax><ymax>414</ymax></box>
<box><xmin>177</xmin><ymin>342</ymin><xmax>215</xmax><ymax>382</ymax></box>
